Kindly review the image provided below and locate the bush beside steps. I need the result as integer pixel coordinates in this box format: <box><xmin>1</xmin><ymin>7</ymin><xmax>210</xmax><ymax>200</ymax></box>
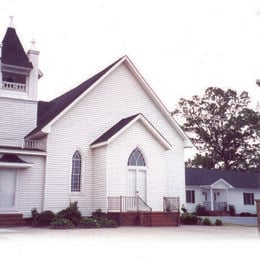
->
<box><xmin>31</xmin><ymin>202</ymin><xmax>117</xmax><ymax>229</ymax></box>
<box><xmin>180</xmin><ymin>205</ymin><xmax>223</xmax><ymax>226</ymax></box>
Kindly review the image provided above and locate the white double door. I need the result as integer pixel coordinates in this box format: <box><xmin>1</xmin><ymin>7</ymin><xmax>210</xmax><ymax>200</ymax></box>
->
<box><xmin>0</xmin><ymin>169</ymin><xmax>16</xmax><ymax>209</ymax></box>
<box><xmin>128</xmin><ymin>169</ymin><xmax>147</xmax><ymax>202</ymax></box>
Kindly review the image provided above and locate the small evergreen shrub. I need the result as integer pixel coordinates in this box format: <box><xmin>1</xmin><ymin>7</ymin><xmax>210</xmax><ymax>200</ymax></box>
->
<box><xmin>195</xmin><ymin>204</ymin><xmax>208</xmax><ymax>216</ymax></box>
<box><xmin>50</xmin><ymin>218</ymin><xmax>74</xmax><ymax>229</ymax></box>
<box><xmin>79</xmin><ymin>217</ymin><xmax>99</xmax><ymax>228</ymax></box>
<box><xmin>181</xmin><ymin>213</ymin><xmax>200</xmax><ymax>225</ymax></box>
<box><xmin>92</xmin><ymin>208</ymin><xmax>107</xmax><ymax>218</ymax></box>
<box><xmin>215</xmin><ymin>219</ymin><xmax>223</xmax><ymax>226</ymax></box>
<box><xmin>57</xmin><ymin>201</ymin><xmax>82</xmax><ymax>226</ymax></box>
<box><xmin>79</xmin><ymin>217</ymin><xmax>117</xmax><ymax>228</ymax></box>
<box><xmin>202</xmin><ymin>218</ymin><xmax>212</xmax><ymax>226</ymax></box>
<box><xmin>240</xmin><ymin>212</ymin><xmax>253</xmax><ymax>217</ymax></box>
<box><xmin>32</xmin><ymin>210</ymin><xmax>56</xmax><ymax>227</ymax></box>
<box><xmin>94</xmin><ymin>217</ymin><xmax>117</xmax><ymax>228</ymax></box>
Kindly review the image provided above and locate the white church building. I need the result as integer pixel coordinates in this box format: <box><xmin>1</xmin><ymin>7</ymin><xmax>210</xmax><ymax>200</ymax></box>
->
<box><xmin>0</xmin><ymin>22</ymin><xmax>191</xmax><ymax>224</ymax></box>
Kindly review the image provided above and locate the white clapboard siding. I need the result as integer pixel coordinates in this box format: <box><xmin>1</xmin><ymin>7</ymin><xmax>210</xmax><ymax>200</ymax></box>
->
<box><xmin>44</xmin><ymin>62</ymin><xmax>186</xmax><ymax>214</ymax></box>
<box><xmin>16</xmin><ymin>155</ymin><xmax>45</xmax><ymax>217</ymax></box>
<box><xmin>106</xmin><ymin>121</ymin><xmax>167</xmax><ymax>211</ymax></box>
<box><xmin>92</xmin><ymin>146</ymin><xmax>107</xmax><ymax>212</ymax></box>
<box><xmin>0</xmin><ymin>97</ymin><xmax>37</xmax><ymax>142</ymax></box>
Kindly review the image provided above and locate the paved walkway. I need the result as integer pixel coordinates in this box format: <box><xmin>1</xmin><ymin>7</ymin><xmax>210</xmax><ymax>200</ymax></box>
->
<box><xmin>0</xmin><ymin>226</ymin><xmax>259</xmax><ymax>260</ymax></box>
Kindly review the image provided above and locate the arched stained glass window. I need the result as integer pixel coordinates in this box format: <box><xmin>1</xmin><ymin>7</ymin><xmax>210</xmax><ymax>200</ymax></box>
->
<box><xmin>127</xmin><ymin>148</ymin><xmax>146</xmax><ymax>166</ymax></box>
<box><xmin>71</xmin><ymin>151</ymin><xmax>82</xmax><ymax>192</ymax></box>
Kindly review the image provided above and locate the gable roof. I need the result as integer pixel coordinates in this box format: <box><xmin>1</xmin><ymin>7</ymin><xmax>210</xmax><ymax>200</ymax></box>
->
<box><xmin>1</xmin><ymin>27</ymin><xmax>33</xmax><ymax>69</ymax></box>
<box><xmin>27</xmin><ymin>56</ymin><xmax>191</xmax><ymax>146</ymax></box>
<box><xmin>90</xmin><ymin>113</ymin><xmax>172</xmax><ymax>150</ymax></box>
<box><xmin>186</xmin><ymin>168</ymin><xmax>260</xmax><ymax>189</ymax></box>
<box><xmin>27</xmin><ymin>57</ymin><xmax>122</xmax><ymax>138</ymax></box>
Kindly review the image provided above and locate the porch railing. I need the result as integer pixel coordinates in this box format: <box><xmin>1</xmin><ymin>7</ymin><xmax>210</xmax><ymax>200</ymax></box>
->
<box><xmin>108</xmin><ymin>196</ymin><xmax>152</xmax><ymax>212</ymax></box>
<box><xmin>163</xmin><ymin>197</ymin><xmax>180</xmax><ymax>212</ymax></box>
<box><xmin>204</xmin><ymin>201</ymin><xmax>228</xmax><ymax>211</ymax></box>
<box><xmin>0</xmin><ymin>138</ymin><xmax>46</xmax><ymax>151</ymax></box>
<box><xmin>1</xmin><ymin>81</ymin><xmax>27</xmax><ymax>92</ymax></box>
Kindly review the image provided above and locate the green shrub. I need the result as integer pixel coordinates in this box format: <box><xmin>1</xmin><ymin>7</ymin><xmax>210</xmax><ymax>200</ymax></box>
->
<box><xmin>215</xmin><ymin>219</ymin><xmax>222</xmax><ymax>226</ymax></box>
<box><xmin>181</xmin><ymin>213</ymin><xmax>200</xmax><ymax>225</ymax></box>
<box><xmin>57</xmin><ymin>201</ymin><xmax>82</xmax><ymax>226</ymax></box>
<box><xmin>94</xmin><ymin>217</ymin><xmax>117</xmax><ymax>228</ymax></box>
<box><xmin>50</xmin><ymin>218</ymin><xmax>74</xmax><ymax>229</ymax></box>
<box><xmin>228</xmin><ymin>205</ymin><xmax>236</xmax><ymax>216</ymax></box>
<box><xmin>79</xmin><ymin>217</ymin><xmax>117</xmax><ymax>228</ymax></box>
<box><xmin>92</xmin><ymin>208</ymin><xmax>107</xmax><ymax>218</ymax></box>
<box><xmin>240</xmin><ymin>212</ymin><xmax>252</xmax><ymax>217</ymax></box>
<box><xmin>32</xmin><ymin>210</ymin><xmax>56</xmax><ymax>227</ymax></box>
<box><xmin>195</xmin><ymin>204</ymin><xmax>208</xmax><ymax>216</ymax></box>
<box><xmin>202</xmin><ymin>218</ymin><xmax>212</xmax><ymax>226</ymax></box>
<box><xmin>79</xmin><ymin>217</ymin><xmax>99</xmax><ymax>228</ymax></box>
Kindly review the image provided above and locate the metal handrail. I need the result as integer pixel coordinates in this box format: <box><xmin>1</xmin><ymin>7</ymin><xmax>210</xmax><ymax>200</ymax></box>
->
<box><xmin>108</xmin><ymin>196</ymin><xmax>152</xmax><ymax>212</ymax></box>
<box><xmin>163</xmin><ymin>197</ymin><xmax>180</xmax><ymax>212</ymax></box>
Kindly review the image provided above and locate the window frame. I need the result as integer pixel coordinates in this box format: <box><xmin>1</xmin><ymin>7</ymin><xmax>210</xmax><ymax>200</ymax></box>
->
<box><xmin>243</xmin><ymin>192</ymin><xmax>254</xmax><ymax>205</ymax></box>
<box><xmin>186</xmin><ymin>190</ymin><xmax>195</xmax><ymax>204</ymax></box>
<box><xmin>71</xmin><ymin>151</ymin><xmax>82</xmax><ymax>193</ymax></box>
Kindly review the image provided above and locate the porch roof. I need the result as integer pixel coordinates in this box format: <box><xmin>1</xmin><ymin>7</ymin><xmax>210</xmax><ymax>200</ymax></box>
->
<box><xmin>0</xmin><ymin>154</ymin><xmax>33</xmax><ymax>168</ymax></box>
<box><xmin>90</xmin><ymin>113</ymin><xmax>172</xmax><ymax>150</ymax></box>
<box><xmin>186</xmin><ymin>168</ymin><xmax>260</xmax><ymax>189</ymax></box>
<box><xmin>200</xmin><ymin>178</ymin><xmax>234</xmax><ymax>189</ymax></box>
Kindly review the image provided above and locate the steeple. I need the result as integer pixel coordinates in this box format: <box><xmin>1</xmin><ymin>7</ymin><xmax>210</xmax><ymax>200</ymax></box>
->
<box><xmin>0</xmin><ymin>18</ymin><xmax>41</xmax><ymax>101</ymax></box>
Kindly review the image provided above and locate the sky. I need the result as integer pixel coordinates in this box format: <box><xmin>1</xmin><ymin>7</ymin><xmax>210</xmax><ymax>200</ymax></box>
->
<box><xmin>0</xmin><ymin>0</ymin><xmax>260</xmax><ymax>112</ymax></box>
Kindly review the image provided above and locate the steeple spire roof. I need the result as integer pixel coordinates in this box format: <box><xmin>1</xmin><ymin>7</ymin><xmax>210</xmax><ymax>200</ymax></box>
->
<box><xmin>1</xmin><ymin>25</ymin><xmax>33</xmax><ymax>68</ymax></box>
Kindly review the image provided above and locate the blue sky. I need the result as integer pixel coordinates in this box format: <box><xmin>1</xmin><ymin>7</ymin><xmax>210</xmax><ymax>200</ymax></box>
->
<box><xmin>1</xmin><ymin>0</ymin><xmax>260</xmax><ymax>111</ymax></box>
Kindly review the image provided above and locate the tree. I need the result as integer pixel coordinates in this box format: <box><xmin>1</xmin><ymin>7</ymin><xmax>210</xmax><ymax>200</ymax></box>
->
<box><xmin>173</xmin><ymin>87</ymin><xmax>260</xmax><ymax>172</ymax></box>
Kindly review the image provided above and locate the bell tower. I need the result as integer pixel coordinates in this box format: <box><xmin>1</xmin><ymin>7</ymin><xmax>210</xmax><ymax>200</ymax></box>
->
<box><xmin>0</xmin><ymin>18</ymin><xmax>42</xmax><ymax>144</ymax></box>
<box><xmin>0</xmin><ymin>17</ymin><xmax>41</xmax><ymax>101</ymax></box>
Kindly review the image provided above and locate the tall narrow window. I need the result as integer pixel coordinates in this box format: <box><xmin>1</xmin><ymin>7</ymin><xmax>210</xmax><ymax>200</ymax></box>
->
<box><xmin>128</xmin><ymin>148</ymin><xmax>146</xmax><ymax>166</ymax></box>
<box><xmin>71</xmin><ymin>151</ymin><xmax>82</xmax><ymax>192</ymax></box>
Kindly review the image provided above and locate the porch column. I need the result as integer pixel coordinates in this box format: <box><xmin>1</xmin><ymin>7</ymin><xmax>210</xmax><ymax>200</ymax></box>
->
<box><xmin>210</xmin><ymin>187</ymin><xmax>214</xmax><ymax>211</ymax></box>
<box><xmin>226</xmin><ymin>189</ymin><xmax>229</xmax><ymax>211</ymax></box>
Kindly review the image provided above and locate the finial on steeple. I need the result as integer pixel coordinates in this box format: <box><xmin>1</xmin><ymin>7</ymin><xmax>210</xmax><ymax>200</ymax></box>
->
<box><xmin>30</xmin><ymin>39</ymin><xmax>36</xmax><ymax>47</ymax></box>
<box><xmin>9</xmin><ymin>16</ymin><xmax>14</xmax><ymax>28</ymax></box>
<box><xmin>29</xmin><ymin>38</ymin><xmax>39</xmax><ymax>52</ymax></box>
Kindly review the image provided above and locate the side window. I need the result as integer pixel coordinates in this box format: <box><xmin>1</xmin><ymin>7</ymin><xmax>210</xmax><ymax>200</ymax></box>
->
<box><xmin>186</xmin><ymin>190</ymin><xmax>195</xmax><ymax>203</ymax></box>
<box><xmin>71</xmin><ymin>151</ymin><xmax>82</xmax><ymax>192</ymax></box>
<box><xmin>243</xmin><ymin>193</ymin><xmax>254</xmax><ymax>205</ymax></box>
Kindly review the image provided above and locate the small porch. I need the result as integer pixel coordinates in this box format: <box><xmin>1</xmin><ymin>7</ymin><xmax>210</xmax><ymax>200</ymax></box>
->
<box><xmin>204</xmin><ymin>201</ymin><xmax>228</xmax><ymax>211</ymax></box>
<box><xmin>200</xmin><ymin>178</ymin><xmax>234</xmax><ymax>212</ymax></box>
<box><xmin>107</xmin><ymin>196</ymin><xmax>180</xmax><ymax>226</ymax></box>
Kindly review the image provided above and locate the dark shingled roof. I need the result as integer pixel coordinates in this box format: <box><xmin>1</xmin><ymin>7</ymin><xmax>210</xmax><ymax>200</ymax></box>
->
<box><xmin>91</xmin><ymin>114</ymin><xmax>140</xmax><ymax>146</ymax></box>
<box><xmin>1</xmin><ymin>27</ymin><xmax>33</xmax><ymax>68</ymax></box>
<box><xmin>186</xmin><ymin>168</ymin><xmax>260</xmax><ymax>189</ymax></box>
<box><xmin>27</xmin><ymin>57</ymin><xmax>123</xmax><ymax>138</ymax></box>
<box><xmin>0</xmin><ymin>154</ymin><xmax>28</xmax><ymax>163</ymax></box>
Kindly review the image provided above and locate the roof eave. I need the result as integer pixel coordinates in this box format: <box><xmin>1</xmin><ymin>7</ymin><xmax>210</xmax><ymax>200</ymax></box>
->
<box><xmin>90</xmin><ymin>114</ymin><xmax>172</xmax><ymax>150</ymax></box>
